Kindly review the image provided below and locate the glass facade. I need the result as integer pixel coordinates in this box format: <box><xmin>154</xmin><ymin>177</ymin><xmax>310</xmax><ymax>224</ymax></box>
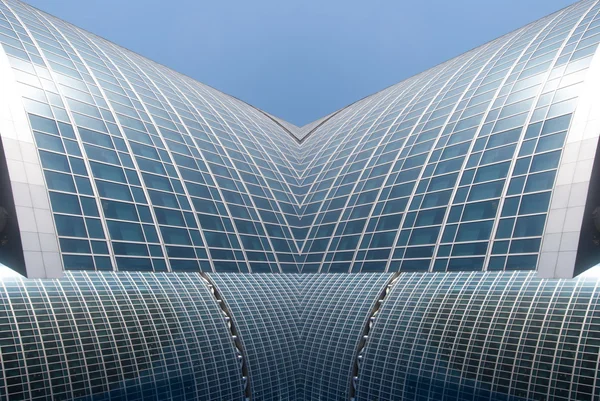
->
<box><xmin>356</xmin><ymin>271</ymin><xmax>600</xmax><ymax>401</ymax></box>
<box><xmin>0</xmin><ymin>272</ymin><xmax>245</xmax><ymax>401</ymax></box>
<box><xmin>208</xmin><ymin>274</ymin><xmax>300</xmax><ymax>400</ymax></box>
<box><xmin>0</xmin><ymin>0</ymin><xmax>600</xmax><ymax>400</ymax></box>
<box><xmin>1</xmin><ymin>0</ymin><xmax>600</xmax><ymax>276</ymax></box>
<box><xmin>295</xmin><ymin>274</ymin><xmax>392</xmax><ymax>400</ymax></box>
<box><xmin>1</xmin><ymin>271</ymin><xmax>600</xmax><ymax>400</ymax></box>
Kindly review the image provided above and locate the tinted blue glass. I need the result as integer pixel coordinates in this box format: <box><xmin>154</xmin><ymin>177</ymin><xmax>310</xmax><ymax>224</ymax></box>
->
<box><xmin>452</xmin><ymin>242</ymin><xmax>488</xmax><ymax>256</ymax></box>
<box><xmin>96</xmin><ymin>181</ymin><xmax>132</xmax><ymax>201</ymax></box>
<box><xmin>102</xmin><ymin>200</ymin><xmax>138</xmax><ymax>221</ymax></box>
<box><xmin>69</xmin><ymin>158</ymin><xmax>87</xmax><ymax>175</ymax></box>
<box><xmin>509</xmin><ymin>238</ymin><xmax>541</xmax><ymax>253</ymax></box>
<box><xmin>29</xmin><ymin>114</ymin><xmax>59</xmax><ymax>134</ymax></box>
<box><xmin>524</xmin><ymin>171</ymin><xmax>556</xmax><ymax>192</ymax></box>
<box><xmin>456</xmin><ymin>221</ymin><xmax>493</xmax><ymax>242</ymax></box>
<box><xmin>541</xmin><ymin>114</ymin><xmax>571</xmax><ymax>134</ymax></box>
<box><xmin>160</xmin><ymin>226</ymin><xmax>192</xmax><ymax>245</ymax></box>
<box><xmin>34</xmin><ymin>132</ymin><xmax>64</xmax><ymax>152</ymax></box>
<box><xmin>143</xmin><ymin>225</ymin><xmax>160</xmax><ymax>242</ymax></box>
<box><xmin>59</xmin><ymin>238</ymin><xmax>91</xmax><ymax>253</ymax></box>
<box><xmin>39</xmin><ymin>151</ymin><xmax>70</xmax><ymax>172</ymax></box>
<box><xmin>44</xmin><ymin>171</ymin><xmax>76</xmax><ymax>192</ymax></box>
<box><xmin>6</xmin><ymin>0</ymin><xmax>597</xmax><ymax>275</ymax></box>
<box><xmin>409</xmin><ymin>227</ymin><xmax>440</xmax><ymax>245</ymax></box>
<box><xmin>107</xmin><ymin>221</ymin><xmax>145</xmax><ymax>241</ymax></box>
<box><xmin>90</xmin><ymin>162</ymin><xmax>126</xmax><ymax>182</ymax></box>
<box><xmin>530</xmin><ymin>150</ymin><xmax>561</xmax><ymax>172</ymax></box>
<box><xmin>506</xmin><ymin>255</ymin><xmax>538</xmax><ymax>270</ymax></box>
<box><xmin>63</xmin><ymin>254</ymin><xmax>94</xmax><ymax>269</ymax></box>
<box><xmin>519</xmin><ymin>192</ymin><xmax>551</xmax><ymax>214</ymax></box>
<box><xmin>74</xmin><ymin>177</ymin><xmax>94</xmax><ymax>195</ymax></box>
<box><xmin>536</xmin><ymin>131</ymin><xmax>566</xmax><ymax>152</ymax></box>
<box><xmin>447</xmin><ymin>257</ymin><xmax>484</xmax><ymax>271</ymax></box>
<box><xmin>474</xmin><ymin>162</ymin><xmax>510</xmax><ymax>182</ymax></box>
<box><xmin>85</xmin><ymin>219</ymin><xmax>105</xmax><ymax>238</ymax></box>
<box><xmin>91</xmin><ymin>241</ymin><xmax>109</xmax><ymax>254</ymax></box>
<box><xmin>49</xmin><ymin>192</ymin><xmax>81</xmax><ymax>214</ymax></box>
<box><xmin>422</xmin><ymin>191</ymin><xmax>452</xmax><ymax>208</ymax></box>
<box><xmin>462</xmin><ymin>200</ymin><xmax>498</xmax><ymax>221</ymax></box>
<box><xmin>84</xmin><ymin>144</ymin><xmax>119</xmax><ymax>164</ymax></box>
<box><xmin>79</xmin><ymin>128</ymin><xmax>113</xmax><ymax>148</ymax></box>
<box><xmin>501</xmin><ymin>197</ymin><xmax>520</xmax><ymax>216</ymax></box>
<box><xmin>401</xmin><ymin>259</ymin><xmax>430</xmax><ymax>271</ymax></box>
<box><xmin>415</xmin><ymin>208</ymin><xmax>446</xmax><ymax>226</ymax></box>
<box><xmin>468</xmin><ymin>181</ymin><xmax>503</xmax><ymax>201</ymax></box>
<box><xmin>80</xmin><ymin>197</ymin><xmax>99</xmax><ymax>216</ymax></box>
<box><xmin>513</xmin><ymin>215</ymin><xmax>546</xmax><ymax>237</ymax></box>
<box><xmin>154</xmin><ymin>208</ymin><xmax>186</xmax><ymax>226</ymax></box>
<box><xmin>54</xmin><ymin>215</ymin><xmax>87</xmax><ymax>237</ymax></box>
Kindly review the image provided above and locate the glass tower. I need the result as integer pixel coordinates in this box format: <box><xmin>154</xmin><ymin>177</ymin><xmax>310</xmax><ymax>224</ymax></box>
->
<box><xmin>0</xmin><ymin>0</ymin><xmax>599</xmax><ymax>400</ymax></box>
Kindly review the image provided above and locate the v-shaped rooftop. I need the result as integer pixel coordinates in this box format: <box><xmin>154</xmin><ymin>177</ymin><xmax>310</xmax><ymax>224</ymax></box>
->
<box><xmin>1</xmin><ymin>0</ymin><xmax>599</xmax><ymax>276</ymax></box>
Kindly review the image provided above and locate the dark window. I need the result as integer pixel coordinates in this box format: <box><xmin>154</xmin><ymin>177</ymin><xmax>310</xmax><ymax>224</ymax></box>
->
<box><xmin>456</xmin><ymin>221</ymin><xmax>493</xmax><ymax>241</ymax></box>
<box><xmin>530</xmin><ymin>151</ymin><xmax>561</xmax><ymax>172</ymax></box>
<box><xmin>39</xmin><ymin>151</ymin><xmax>70</xmax><ymax>172</ymax></box>
<box><xmin>513</xmin><ymin>215</ymin><xmax>546</xmax><ymax>237</ymax></box>
<box><xmin>468</xmin><ymin>181</ymin><xmax>503</xmax><ymax>201</ymax></box>
<box><xmin>519</xmin><ymin>192</ymin><xmax>551</xmax><ymax>214</ymax></box>
<box><xmin>409</xmin><ymin>227</ymin><xmax>440</xmax><ymax>245</ymax></box>
<box><xmin>107</xmin><ymin>221</ymin><xmax>145</xmax><ymax>241</ymax></box>
<box><xmin>49</xmin><ymin>192</ymin><xmax>81</xmax><ymax>214</ymax></box>
<box><xmin>462</xmin><ymin>200</ymin><xmax>498</xmax><ymax>221</ymax></box>
<box><xmin>55</xmin><ymin>215</ymin><xmax>87</xmax><ymax>237</ymax></box>
<box><xmin>96</xmin><ymin>181</ymin><xmax>132</xmax><ymax>201</ymax></box>
<box><xmin>160</xmin><ymin>226</ymin><xmax>192</xmax><ymax>245</ymax></box>
<box><xmin>102</xmin><ymin>200</ymin><xmax>138</xmax><ymax>221</ymax></box>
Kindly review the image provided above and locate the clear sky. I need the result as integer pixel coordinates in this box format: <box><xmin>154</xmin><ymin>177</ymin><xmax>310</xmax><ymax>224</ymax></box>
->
<box><xmin>24</xmin><ymin>0</ymin><xmax>577</xmax><ymax>126</ymax></box>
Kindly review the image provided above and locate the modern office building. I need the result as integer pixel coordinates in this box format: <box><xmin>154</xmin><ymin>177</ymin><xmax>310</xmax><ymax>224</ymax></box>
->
<box><xmin>0</xmin><ymin>0</ymin><xmax>599</xmax><ymax>399</ymax></box>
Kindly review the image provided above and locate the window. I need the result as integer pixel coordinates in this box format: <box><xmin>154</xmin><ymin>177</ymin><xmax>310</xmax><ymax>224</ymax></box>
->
<box><xmin>456</xmin><ymin>221</ymin><xmax>493</xmax><ymax>242</ymax></box>
<box><xmin>462</xmin><ymin>200</ymin><xmax>498</xmax><ymax>221</ymax></box>
<box><xmin>55</xmin><ymin>215</ymin><xmax>87</xmax><ymax>237</ymax></box>
<box><xmin>530</xmin><ymin>151</ymin><xmax>561</xmax><ymax>172</ymax></box>
<box><xmin>160</xmin><ymin>226</ymin><xmax>192</xmax><ymax>245</ymax></box>
<box><xmin>102</xmin><ymin>200</ymin><xmax>138</xmax><ymax>221</ymax></box>
<box><xmin>107</xmin><ymin>221</ymin><xmax>145</xmax><ymax>241</ymax></box>
<box><xmin>519</xmin><ymin>192</ymin><xmax>551</xmax><ymax>215</ymax></box>
<box><xmin>96</xmin><ymin>181</ymin><xmax>132</xmax><ymax>201</ymax></box>
<box><xmin>513</xmin><ymin>215</ymin><xmax>546</xmax><ymax>237</ymax></box>
<box><xmin>468</xmin><ymin>181</ymin><xmax>503</xmax><ymax>201</ymax></box>
<box><xmin>409</xmin><ymin>227</ymin><xmax>440</xmax><ymax>245</ymax></box>
<box><xmin>415</xmin><ymin>208</ymin><xmax>445</xmax><ymax>226</ymax></box>
<box><xmin>49</xmin><ymin>192</ymin><xmax>81</xmax><ymax>214</ymax></box>
<box><xmin>45</xmin><ymin>171</ymin><xmax>76</xmax><ymax>192</ymax></box>
<box><xmin>154</xmin><ymin>208</ymin><xmax>186</xmax><ymax>227</ymax></box>
<box><xmin>39</xmin><ymin>151</ymin><xmax>70</xmax><ymax>172</ymax></box>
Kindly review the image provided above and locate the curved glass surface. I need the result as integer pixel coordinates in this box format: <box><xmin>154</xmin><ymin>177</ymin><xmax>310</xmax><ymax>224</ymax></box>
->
<box><xmin>209</xmin><ymin>273</ymin><xmax>392</xmax><ymax>401</ymax></box>
<box><xmin>0</xmin><ymin>0</ymin><xmax>600</xmax><ymax>276</ymax></box>
<box><xmin>297</xmin><ymin>273</ymin><xmax>392</xmax><ymax>400</ymax></box>
<box><xmin>208</xmin><ymin>274</ymin><xmax>300</xmax><ymax>400</ymax></box>
<box><xmin>0</xmin><ymin>271</ymin><xmax>245</xmax><ymax>401</ymax></box>
<box><xmin>356</xmin><ymin>271</ymin><xmax>600</xmax><ymax>401</ymax></box>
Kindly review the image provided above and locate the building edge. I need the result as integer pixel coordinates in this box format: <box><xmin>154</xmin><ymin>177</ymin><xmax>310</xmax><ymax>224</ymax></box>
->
<box><xmin>0</xmin><ymin>36</ymin><xmax>62</xmax><ymax>279</ymax></box>
<box><xmin>539</xmin><ymin>39</ymin><xmax>600</xmax><ymax>278</ymax></box>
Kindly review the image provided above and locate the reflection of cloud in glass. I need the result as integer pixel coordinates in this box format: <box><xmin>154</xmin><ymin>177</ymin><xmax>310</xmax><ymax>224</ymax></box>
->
<box><xmin>0</xmin><ymin>263</ymin><xmax>23</xmax><ymax>278</ymax></box>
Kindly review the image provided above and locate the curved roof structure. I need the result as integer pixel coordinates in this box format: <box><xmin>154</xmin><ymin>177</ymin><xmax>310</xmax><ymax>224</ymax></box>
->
<box><xmin>2</xmin><ymin>270</ymin><xmax>600</xmax><ymax>400</ymax></box>
<box><xmin>0</xmin><ymin>0</ymin><xmax>600</xmax><ymax>278</ymax></box>
<box><xmin>0</xmin><ymin>271</ymin><xmax>246</xmax><ymax>400</ymax></box>
<box><xmin>2</xmin><ymin>2</ymin><xmax>600</xmax><ymax>400</ymax></box>
<box><xmin>356</xmin><ymin>271</ymin><xmax>600</xmax><ymax>401</ymax></box>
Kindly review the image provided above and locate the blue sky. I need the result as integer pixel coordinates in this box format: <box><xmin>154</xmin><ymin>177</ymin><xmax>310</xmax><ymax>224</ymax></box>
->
<box><xmin>25</xmin><ymin>0</ymin><xmax>577</xmax><ymax>126</ymax></box>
